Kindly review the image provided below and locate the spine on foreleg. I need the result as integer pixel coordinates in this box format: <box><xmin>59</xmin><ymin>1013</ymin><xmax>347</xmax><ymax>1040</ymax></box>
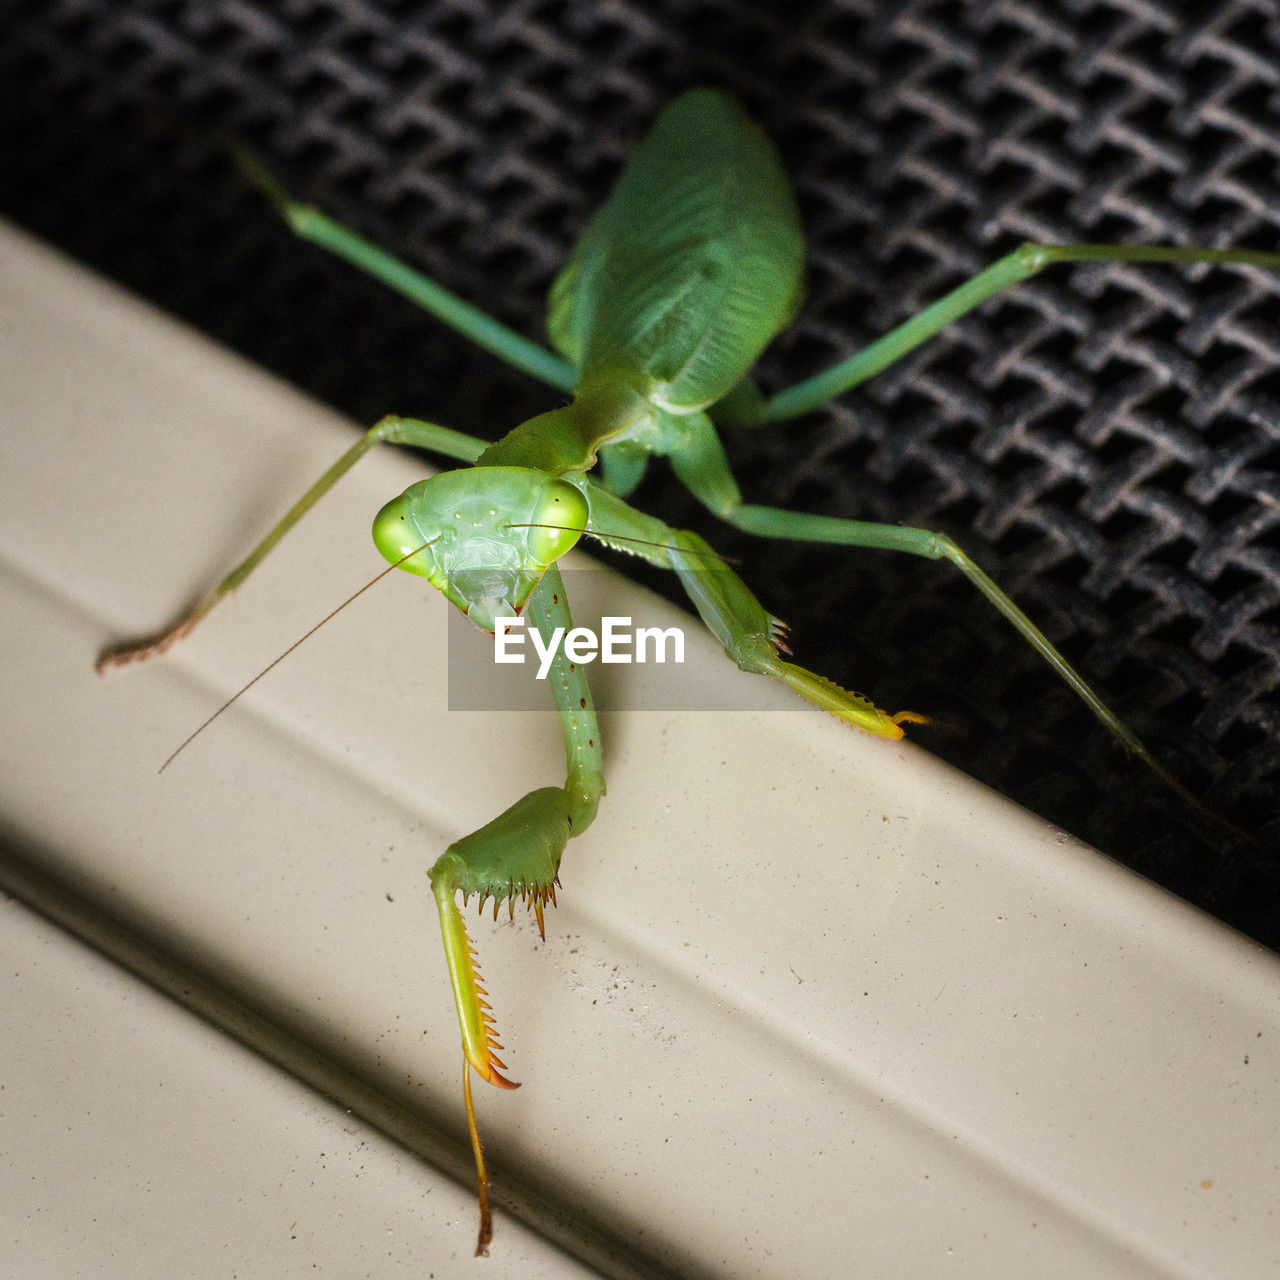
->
<box><xmin>429</xmin><ymin>784</ymin><xmax>578</xmax><ymax>1088</ymax></box>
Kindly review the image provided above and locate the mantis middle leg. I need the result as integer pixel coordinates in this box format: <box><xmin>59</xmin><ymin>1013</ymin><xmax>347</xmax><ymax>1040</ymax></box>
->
<box><xmin>582</xmin><ymin>481</ymin><xmax>918</xmax><ymax>738</ymax></box>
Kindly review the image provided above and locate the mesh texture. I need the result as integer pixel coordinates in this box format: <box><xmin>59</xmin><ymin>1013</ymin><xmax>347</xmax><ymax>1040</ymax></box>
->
<box><xmin>3</xmin><ymin>0</ymin><xmax>1278</xmax><ymax>946</ymax></box>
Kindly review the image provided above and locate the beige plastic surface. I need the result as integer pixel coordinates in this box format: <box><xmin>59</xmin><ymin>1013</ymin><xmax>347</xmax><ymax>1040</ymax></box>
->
<box><xmin>0</xmin><ymin>889</ymin><xmax>600</xmax><ymax>1277</ymax></box>
<box><xmin>2</xmin><ymin>219</ymin><xmax>1278</xmax><ymax>1278</ymax></box>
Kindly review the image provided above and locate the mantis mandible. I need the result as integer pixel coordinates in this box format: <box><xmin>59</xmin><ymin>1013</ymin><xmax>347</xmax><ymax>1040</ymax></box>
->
<box><xmin>98</xmin><ymin>88</ymin><xmax>1280</xmax><ymax>1253</ymax></box>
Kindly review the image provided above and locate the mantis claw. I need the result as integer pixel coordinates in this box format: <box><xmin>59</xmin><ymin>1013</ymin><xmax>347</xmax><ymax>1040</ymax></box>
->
<box><xmin>426</xmin><ymin>774</ymin><xmax>585</xmax><ymax>1246</ymax></box>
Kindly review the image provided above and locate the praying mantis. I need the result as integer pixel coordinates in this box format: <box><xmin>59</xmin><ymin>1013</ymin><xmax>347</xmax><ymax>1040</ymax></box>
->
<box><xmin>97</xmin><ymin>88</ymin><xmax>1280</xmax><ymax>1254</ymax></box>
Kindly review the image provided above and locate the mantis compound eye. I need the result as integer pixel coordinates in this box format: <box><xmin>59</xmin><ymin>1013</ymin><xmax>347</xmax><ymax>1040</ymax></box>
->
<box><xmin>526</xmin><ymin>479</ymin><xmax>589</xmax><ymax>565</ymax></box>
<box><xmin>371</xmin><ymin>490</ymin><xmax>441</xmax><ymax>581</ymax></box>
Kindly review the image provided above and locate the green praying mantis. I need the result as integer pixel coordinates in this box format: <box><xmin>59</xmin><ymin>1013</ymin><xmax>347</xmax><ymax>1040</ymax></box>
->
<box><xmin>98</xmin><ymin>88</ymin><xmax>1280</xmax><ymax>1254</ymax></box>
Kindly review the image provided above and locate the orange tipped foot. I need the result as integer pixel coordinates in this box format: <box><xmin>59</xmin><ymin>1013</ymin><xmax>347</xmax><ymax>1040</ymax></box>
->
<box><xmin>891</xmin><ymin>710</ymin><xmax>931</xmax><ymax>728</ymax></box>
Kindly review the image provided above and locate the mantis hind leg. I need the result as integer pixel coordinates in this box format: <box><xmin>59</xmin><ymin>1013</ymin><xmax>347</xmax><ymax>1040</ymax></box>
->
<box><xmin>722</xmin><ymin>503</ymin><xmax>1248</xmax><ymax>842</ymax></box>
<box><xmin>96</xmin><ymin>415</ymin><xmax>486</xmax><ymax>670</ymax></box>
<box><xmin>229</xmin><ymin>147</ymin><xmax>577</xmax><ymax>393</ymax></box>
<box><xmin>669</xmin><ymin>418</ymin><xmax>1147</xmax><ymax>757</ymax></box>
<box><xmin>665</xmin><ymin>420</ymin><xmax>1263</xmax><ymax>848</ymax></box>
<box><xmin>728</xmin><ymin>241</ymin><xmax>1280</xmax><ymax>426</ymax></box>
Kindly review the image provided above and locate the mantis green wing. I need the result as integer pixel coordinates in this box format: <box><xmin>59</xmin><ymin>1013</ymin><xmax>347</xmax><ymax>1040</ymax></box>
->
<box><xmin>547</xmin><ymin>87</ymin><xmax>804</xmax><ymax>412</ymax></box>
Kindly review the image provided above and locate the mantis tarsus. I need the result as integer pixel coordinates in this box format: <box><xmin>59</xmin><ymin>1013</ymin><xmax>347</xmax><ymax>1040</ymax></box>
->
<box><xmin>98</xmin><ymin>88</ymin><xmax>1280</xmax><ymax>1254</ymax></box>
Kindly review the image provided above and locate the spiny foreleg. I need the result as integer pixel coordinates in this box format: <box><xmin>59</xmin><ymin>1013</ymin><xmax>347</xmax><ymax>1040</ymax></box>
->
<box><xmin>428</xmin><ymin>566</ymin><xmax>602</xmax><ymax>1254</ymax></box>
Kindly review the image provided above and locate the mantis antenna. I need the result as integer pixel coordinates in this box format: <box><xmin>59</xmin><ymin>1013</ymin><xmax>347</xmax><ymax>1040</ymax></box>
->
<box><xmin>160</xmin><ymin>525</ymin><xmax>723</xmax><ymax>775</ymax></box>
<box><xmin>505</xmin><ymin>522</ymin><xmax>742</xmax><ymax>565</ymax></box>
<box><xmin>159</xmin><ymin>542</ymin><xmax>436</xmax><ymax>774</ymax></box>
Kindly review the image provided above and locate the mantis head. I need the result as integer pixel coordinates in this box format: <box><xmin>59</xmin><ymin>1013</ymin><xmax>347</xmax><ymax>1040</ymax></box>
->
<box><xmin>372</xmin><ymin>466</ymin><xmax>588</xmax><ymax>630</ymax></box>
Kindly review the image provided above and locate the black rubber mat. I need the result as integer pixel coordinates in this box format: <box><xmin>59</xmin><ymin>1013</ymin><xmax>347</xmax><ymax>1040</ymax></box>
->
<box><xmin>3</xmin><ymin>1</ymin><xmax>1277</xmax><ymax>946</ymax></box>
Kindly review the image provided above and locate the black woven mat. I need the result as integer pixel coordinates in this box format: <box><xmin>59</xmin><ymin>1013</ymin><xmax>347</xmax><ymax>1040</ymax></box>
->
<box><xmin>3</xmin><ymin>0</ymin><xmax>1278</xmax><ymax>947</ymax></box>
